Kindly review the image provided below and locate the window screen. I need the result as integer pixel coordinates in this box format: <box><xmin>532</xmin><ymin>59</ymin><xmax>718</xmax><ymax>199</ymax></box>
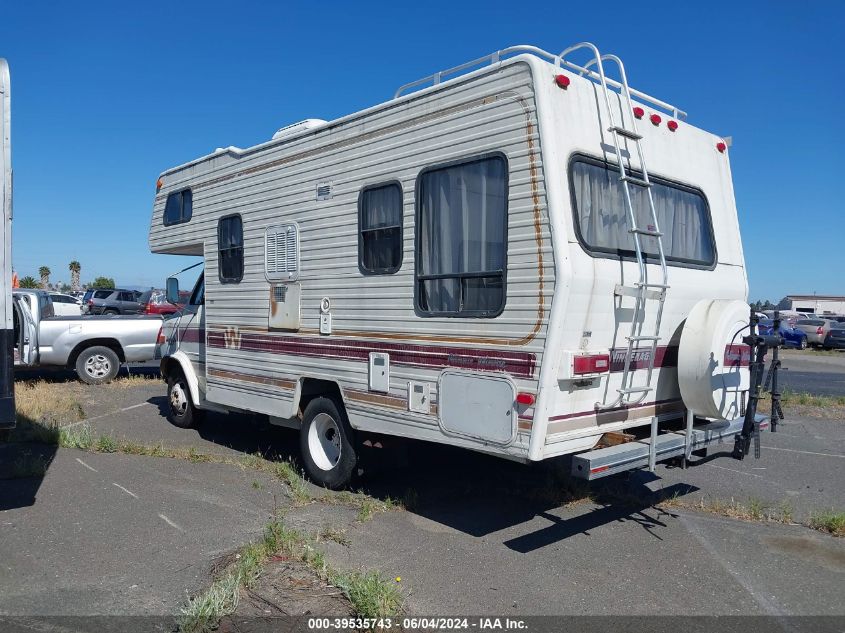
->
<box><xmin>218</xmin><ymin>215</ymin><xmax>244</xmax><ymax>283</ymax></box>
<box><xmin>163</xmin><ymin>189</ymin><xmax>193</xmax><ymax>226</ymax></box>
<box><xmin>570</xmin><ymin>156</ymin><xmax>715</xmax><ymax>266</ymax></box>
<box><xmin>416</xmin><ymin>155</ymin><xmax>507</xmax><ymax>317</ymax></box>
<box><xmin>359</xmin><ymin>183</ymin><xmax>403</xmax><ymax>274</ymax></box>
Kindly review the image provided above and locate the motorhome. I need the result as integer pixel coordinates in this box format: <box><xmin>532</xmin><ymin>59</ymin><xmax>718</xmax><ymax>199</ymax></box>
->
<box><xmin>1</xmin><ymin>59</ymin><xmax>14</xmax><ymax>430</ymax></box>
<box><xmin>152</xmin><ymin>43</ymin><xmax>773</xmax><ymax>488</ymax></box>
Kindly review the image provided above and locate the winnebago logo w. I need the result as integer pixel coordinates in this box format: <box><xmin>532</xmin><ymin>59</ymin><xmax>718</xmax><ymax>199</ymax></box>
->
<box><xmin>223</xmin><ymin>327</ymin><xmax>242</xmax><ymax>350</ymax></box>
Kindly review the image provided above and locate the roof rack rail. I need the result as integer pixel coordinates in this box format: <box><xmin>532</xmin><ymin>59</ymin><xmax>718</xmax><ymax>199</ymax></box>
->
<box><xmin>394</xmin><ymin>43</ymin><xmax>687</xmax><ymax>121</ymax></box>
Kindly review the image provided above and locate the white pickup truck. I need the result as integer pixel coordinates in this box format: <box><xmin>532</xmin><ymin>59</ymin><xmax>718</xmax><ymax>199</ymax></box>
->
<box><xmin>13</xmin><ymin>289</ymin><xmax>163</xmax><ymax>384</ymax></box>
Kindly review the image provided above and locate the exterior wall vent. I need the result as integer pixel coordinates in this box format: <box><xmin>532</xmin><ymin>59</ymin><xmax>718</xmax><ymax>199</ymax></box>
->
<box><xmin>316</xmin><ymin>182</ymin><xmax>333</xmax><ymax>201</ymax></box>
<box><xmin>265</xmin><ymin>223</ymin><xmax>300</xmax><ymax>281</ymax></box>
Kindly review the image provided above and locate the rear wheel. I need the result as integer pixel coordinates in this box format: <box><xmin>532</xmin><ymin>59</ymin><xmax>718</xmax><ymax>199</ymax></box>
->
<box><xmin>76</xmin><ymin>346</ymin><xmax>120</xmax><ymax>384</ymax></box>
<box><xmin>104</xmin><ymin>309</ymin><xmax>119</xmax><ymax>315</ymax></box>
<box><xmin>166</xmin><ymin>371</ymin><xmax>203</xmax><ymax>428</ymax></box>
<box><xmin>799</xmin><ymin>337</ymin><xmax>808</xmax><ymax>350</ymax></box>
<box><xmin>299</xmin><ymin>397</ymin><xmax>357</xmax><ymax>489</ymax></box>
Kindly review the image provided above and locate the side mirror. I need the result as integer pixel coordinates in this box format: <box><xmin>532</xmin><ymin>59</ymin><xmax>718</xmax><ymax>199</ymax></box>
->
<box><xmin>166</xmin><ymin>277</ymin><xmax>180</xmax><ymax>304</ymax></box>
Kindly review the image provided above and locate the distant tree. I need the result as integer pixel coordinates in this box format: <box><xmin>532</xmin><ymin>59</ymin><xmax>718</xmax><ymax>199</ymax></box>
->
<box><xmin>38</xmin><ymin>266</ymin><xmax>51</xmax><ymax>289</ymax></box>
<box><xmin>90</xmin><ymin>276</ymin><xmax>116</xmax><ymax>289</ymax></box>
<box><xmin>69</xmin><ymin>261</ymin><xmax>81</xmax><ymax>291</ymax></box>
<box><xmin>777</xmin><ymin>297</ymin><xmax>791</xmax><ymax>310</ymax></box>
<box><xmin>750</xmin><ymin>300</ymin><xmax>762</xmax><ymax>312</ymax></box>
<box><xmin>19</xmin><ymin>276</ymin><xmax>39</xmax><ymax>288</ymax></box>
<box><xmin>59</xmin><ymin>282</ymin><xmax>72</xmax><ymax>293</ymax></box>
<box><xmin>762</xmin><ymin>300</ymin><xmax>776</xmax><ymax>310</ymax></box>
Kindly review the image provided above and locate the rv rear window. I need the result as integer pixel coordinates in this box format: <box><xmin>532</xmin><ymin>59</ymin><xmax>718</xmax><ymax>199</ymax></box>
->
<box><xmin>359</xmin><ymin>182</ymin><xmax>403</xmax><ymax>275</ymax></box>
<box><xmin>416</xmin><ymin>154</ymin><xmax>508</xmax><ymax>317</ymax></box>
<box><xmin>163</xmin><ymin>189</ymin><xmax>192</xmax><ymax>226</ymax></box>
<box><xmin>218</xmin><ymin>215</ymin><xmax>244</xmax><ymax>283</ymax></box>
<box><xmin>569</xmin><ymin>156</ymin><xmax>715</xmax><ymax>267</ymax></box>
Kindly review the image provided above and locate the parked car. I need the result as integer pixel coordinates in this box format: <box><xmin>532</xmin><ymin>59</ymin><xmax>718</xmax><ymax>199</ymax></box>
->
<box><xmin>794</xmin><ymin>319</ymin><xmax>837</xmax><ymax>348</ymax></box>
<box><xmin>48</xmin><ymin>292</ymin><xmax>83</xmax><ymax>316</ymax></box>
<box><xmin>823</xmin><ymin>324</ymin><xmax>845</xmax><ymax>350</ymax></box>
<box><xmin>83</xmin><ymin>288</ymin><xmax>144</xmax><ymax>315</ymax></box>
<box><xmin>13</xmin><ymin>289</ymin><xmax>162</xmax><ymax>384</ymax></box>
<box><xmin>138</xmin><ymin>289</ymin><xmax>181</xmax><ymax>316</ymax></box>
<box><xmin>758</xmin><ymin>319</ymin><xmax>808</xmax><ymax>349</ymax></box>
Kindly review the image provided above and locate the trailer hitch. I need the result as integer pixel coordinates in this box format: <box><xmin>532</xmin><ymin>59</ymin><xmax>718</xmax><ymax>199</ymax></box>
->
<box><xmin>733</xmin><ymin>311</ymin><xmax>784</xmax><ymax>460</ymax></box>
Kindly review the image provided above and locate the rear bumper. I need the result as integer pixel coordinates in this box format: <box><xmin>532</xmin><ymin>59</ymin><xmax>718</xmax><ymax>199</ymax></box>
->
<box><xmin>571</xmin><ymin>414</ymin><xmax>770</xmax><ymax>480</ymax></box>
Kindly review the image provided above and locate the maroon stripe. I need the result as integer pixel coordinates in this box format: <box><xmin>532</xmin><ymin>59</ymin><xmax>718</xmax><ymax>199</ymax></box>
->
<box><xmin>206</xmin><ymin>330</ymin><xmax>536</xmax><ymax>378</ymax></box>
<box><xmin>180</xmin><ymin>327</ymin><xmax>205</xmax><ymax>344</ymax></box>
<box><xmin>609</xmin><ymin>345</ymin><xmax>678</xmax><ymax>372</ymax></box>
<box><xmin>547</xmin><ymin>398</ymin><xmax>683</xmax><ymax>422</ymax></box>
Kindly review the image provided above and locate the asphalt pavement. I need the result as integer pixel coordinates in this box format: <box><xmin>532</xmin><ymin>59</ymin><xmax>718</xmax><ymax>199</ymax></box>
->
<box><xmin>777</xmin><ymin>350</ymin><xmax>845</xmax><ymax>397</ymax></box>
<box><xmin>1</xmin><ymin>375</ymin><xmax>843</xmax><ymax>618</ymax></box>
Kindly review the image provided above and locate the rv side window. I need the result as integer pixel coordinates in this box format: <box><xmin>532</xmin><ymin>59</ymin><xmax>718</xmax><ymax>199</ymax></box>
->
<box><xmin>416</xmin><ymin>154</ymin><xmax>508</xmax><ymax>317</ymax></box>
<box><xmin>359</xmin><ymin>182</ymin><xmax>403</xmax><ymax>275</ymax></box>
<box><xmin>218</xmin><ymin>215</ymin><xmax>244</xmax><ymax>283</ymax></box>
<box><xmin>569</xmin><ymin>156</ymin><xmax>715</xmax><ymax>267</ymax></box>
<box><xmin>163</xmin><ymin>189</ymin><xmax>193</xmax><ymax>226</ymax></box>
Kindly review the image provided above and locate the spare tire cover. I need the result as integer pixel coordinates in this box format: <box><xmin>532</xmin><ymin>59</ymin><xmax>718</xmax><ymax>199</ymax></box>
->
<box><xmin>678</xmin><ymin>299</ymin><xmax>751</xmax><ymax>420</ymax></box>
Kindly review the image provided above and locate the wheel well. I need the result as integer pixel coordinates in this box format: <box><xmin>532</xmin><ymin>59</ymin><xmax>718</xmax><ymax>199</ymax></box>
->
<box><xmin>67</xmin><ymin>339</ymin><xmax>125</xmax><ymax>368</ymax></box>
<box><xmin>298</xmin><ymin>378</ymin><xmax>344</xmax><ymax>416</ymax></box>
<box><xmin>160</xmin><ymin>357</ymin><xmax>180</xmax><ymax>380</ymax></box>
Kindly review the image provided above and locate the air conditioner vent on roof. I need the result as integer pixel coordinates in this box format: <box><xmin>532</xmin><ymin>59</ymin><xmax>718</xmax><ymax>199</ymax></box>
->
<box><xmin>271</xmin><ymin>118</ymin><xmax>328</xmax><ymax>140</ymax></box>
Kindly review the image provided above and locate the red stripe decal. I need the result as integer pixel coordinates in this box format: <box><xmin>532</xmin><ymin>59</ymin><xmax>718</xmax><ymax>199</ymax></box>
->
<box><xmin>206</xmin><ymin>330</ymin><xmax>536</xmax><ymax>378</ymax></box>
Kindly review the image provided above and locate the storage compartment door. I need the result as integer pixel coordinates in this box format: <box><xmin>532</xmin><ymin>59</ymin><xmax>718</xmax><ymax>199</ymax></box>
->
<box><xmin>438</xmin><ymin>371</ymin><xmax>516</xmax><ymax>445</ymax></box>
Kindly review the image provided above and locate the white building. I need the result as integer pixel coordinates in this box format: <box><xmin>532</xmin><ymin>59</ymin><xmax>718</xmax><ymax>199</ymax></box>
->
<box><xmin>785</xmin><ymin>295</ymin><xmax>845</xmax><ymax>316</ymax></box>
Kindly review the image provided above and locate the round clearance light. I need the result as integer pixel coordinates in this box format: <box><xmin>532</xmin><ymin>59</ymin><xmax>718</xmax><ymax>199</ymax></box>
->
<box><xmin>516</xmin><ymin>392</ymin><xmax>536</xmax><ymax>406</ymax></box>
<box><xmin>667</xmin><ymin>120</ymin><xmax>679</xmax><ymax>132</ymax></box>
<box><xmin>633</xmin><ymin>106</ymin><xmax>645</xmax><ymax>119</ymax></box>
<box><xmin>650</xmin><ymin>114</ymin><xmax>662</xmax><ymax>126</ymax></box>
<box><xmin>554</xmin><ymin>74</ymin><xmax>571</xmax><ymax>89</ymax></box>
<box><xmin>717</xmin><ymin>141</ymin><xmax>727</xmax><ymax>153</ymax></box>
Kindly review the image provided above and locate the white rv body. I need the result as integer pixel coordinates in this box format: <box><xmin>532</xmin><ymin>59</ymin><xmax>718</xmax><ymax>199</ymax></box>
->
<box><xmin>151</xmin><ymin>45</ymin><xmax>754</xmax><ymax>479</ymax></box>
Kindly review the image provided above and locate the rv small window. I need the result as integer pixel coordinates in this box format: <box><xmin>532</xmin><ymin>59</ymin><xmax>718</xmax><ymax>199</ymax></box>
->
<box><xmin>218</xmin><ymin>215</ymin><xmax>244</xmax><ymax>283</ymax></box>
<box><xmin>416</xmin><ymin>155</ymin><xmax>508</xmax><ymax>317</ymax></box>
<box><xmin>570</xmin><ymin>156</ymin><xmax>715</xmax><ymax>267</ymax></box>
<box><xmin>163</xmin><ymin>189</ymin><xmax>193</xmax><ymax>226</ymax></box>
<box><xmin>359</xmin><ymin>182</ymin><xmax>403</xmax><ymax>275</ymax></box>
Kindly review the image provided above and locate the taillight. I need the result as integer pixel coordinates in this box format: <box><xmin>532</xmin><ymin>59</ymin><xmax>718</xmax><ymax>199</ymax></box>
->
<box><xmin>156</xmin><ymin>326</ymin><xmax>166</xmax><ymax>345</ymax></box>
<box><xmin>817</xmin><ymin>326</ymin><xmax>824</xmax><ymax>335</ymax></box>
<box><xmin>87</xmin><ymin>299</ymin><xmax>93</xmax><ymax>305</ymax></box>
<box><xmin>573</xmin><ymin>354</ymin><xmax>610</xmax><ymax>375</ymax></box>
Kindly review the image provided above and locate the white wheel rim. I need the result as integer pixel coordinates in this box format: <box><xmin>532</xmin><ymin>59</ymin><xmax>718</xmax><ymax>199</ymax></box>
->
<box><xmin>170</xmin><ymin>381</ymin><xmax>188</xmax><ymax>417</ymax></box>
<box><xmin>84</xmin><ymin>354</ymin><xmax>112</xmax><ymax>378</ymax></box>
<box><xmin>308</xmin><ymin>413</ymin><xmax>341</xmax><ymax>471</ymax></box>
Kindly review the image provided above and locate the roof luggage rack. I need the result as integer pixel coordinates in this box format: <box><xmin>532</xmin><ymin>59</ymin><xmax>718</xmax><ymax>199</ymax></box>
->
<box><xmin>393</xmin><ymin>44</ymin><xmax>687</xmax><ymax>120</ymax></box>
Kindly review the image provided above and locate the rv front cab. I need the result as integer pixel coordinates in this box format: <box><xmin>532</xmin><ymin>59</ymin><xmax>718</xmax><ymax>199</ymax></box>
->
<box><xmin>165</xmin><ymin>277</ymin><xmax>180</xmax><ymax>305</ymax></box>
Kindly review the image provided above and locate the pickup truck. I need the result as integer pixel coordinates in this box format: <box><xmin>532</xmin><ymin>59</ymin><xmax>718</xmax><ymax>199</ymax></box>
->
<box><xmin>13</xmin><ymin>289</ymin><xmax>163</xmax><ymax>384</ymax></box>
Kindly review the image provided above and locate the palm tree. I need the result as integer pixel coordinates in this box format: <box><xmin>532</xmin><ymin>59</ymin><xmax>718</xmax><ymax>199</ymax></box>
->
<box><xmin>19</xmin><ymin>276</ymin><xmax>39</xmax><ymax>288</ymax></box>
<box><xmin>38</xmin><ymin>266</ymin><xmax>51</xmax><ymax>289</ymax></box>
<box><xmin>69</xmin><ymin>261</ymin><xmax>81</xmax><ymax>291</ymax></box>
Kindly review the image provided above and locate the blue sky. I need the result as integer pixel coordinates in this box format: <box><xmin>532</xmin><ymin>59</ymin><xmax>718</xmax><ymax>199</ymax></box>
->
<box><xmin>1</xmin><ymin>1</ymin><xmax>842</xmax><ymax>300</ymax></box>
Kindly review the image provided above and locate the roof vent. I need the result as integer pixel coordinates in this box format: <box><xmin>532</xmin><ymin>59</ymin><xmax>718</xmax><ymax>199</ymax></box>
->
<box><xmin>272</xmin><ymin>118</ymin><xmax>328</xmax><ymax>140</ymax></box>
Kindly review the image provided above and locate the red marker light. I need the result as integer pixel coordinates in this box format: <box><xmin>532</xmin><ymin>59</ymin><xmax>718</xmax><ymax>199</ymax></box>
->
<box><xmin>667</xmin><ymin>120</ymin><xmax>678</xmax><ymax>132</ymax></box>
<box><xmin>716</xmin><ymin>141</ymin><xmax>727</xmax><ymax>153</ymax></box>
<box><xmin>156</xmin><ymin>177</ymin><xmax>163</xmax><ymax>191</ymax></box>
<box><xmin>554</xmin><ymin>74</ymin><xmax>570</xmax><ymax>89</ymax></box>
<box><xmin>516</xmin><ymin>393</ymin><xmax>536</xmax><ymax>406</ymax></box>
<box><xmin>633</xmin><ymin>107</ymin><xmax>645</xmax><ymax>119</ymax></box>
<box><xmin>650</xmin><ymin>114</ymin><xmax>662</xmax><ymax>126</ymax></box>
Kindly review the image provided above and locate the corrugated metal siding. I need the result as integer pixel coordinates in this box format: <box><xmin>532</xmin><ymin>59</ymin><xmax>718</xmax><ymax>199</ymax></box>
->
<box><xmin>150</xmin><ymin>62</ymin><xmax>554</xmax><ymax>457</ymax></box>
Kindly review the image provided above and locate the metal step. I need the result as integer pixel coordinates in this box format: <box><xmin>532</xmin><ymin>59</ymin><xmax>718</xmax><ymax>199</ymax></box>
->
<box><xmin>614</xmin><ymin>284</ymin><xmax>664</xmax><ymax>300</ymax></box>
<box><xmin>630</xmin><ymin>227</ymin><xmax>662</xmax><ymax>237</ymax></box>
<box><xmin>609</xmin><ymin>126</ymin><xmax>642</xmax><ymax>141</ymax></box>
<box><xmin>626</xmin><ymin>335</ymin><xmax>660</xmax><ymax>342</ymax></box>
<box><xmin>618</xmin><ymin>386</ymin><xmax>652</xmax><ymax>395</ymax></box>
<box><xmin>571</xmin><ymin>414</ymin><xmax>771</xmax><ymax>480</ymax></box>
<box><xmin>620</xmin><ymin>175</ymin><xmax>651</xmax><ymax>187</ymax></box>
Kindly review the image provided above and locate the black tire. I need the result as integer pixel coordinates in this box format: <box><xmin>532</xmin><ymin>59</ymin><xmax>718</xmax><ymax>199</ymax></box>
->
<box><xmin>166</xmin><ymin>371</ymin><xmax>203</xmax><ymax>429</ymax></box>
<box><xmin>799</xmin><ymin>337</ymin><xmax>808</xmax><ymax>350</ymax></box>
<box><xmin>299</xmin><ymin>397</ymin><xmax>357</xmax><ymax>490</ymax></box>
<box><xmin>104</xmin><ymin>309</ymin><xmax>119</xmax><ymax>315</ymax></box>
<box><xmin>75</xmin><ymin>345</ymin><xmax>120</xmax><ymax>384</ymax></box>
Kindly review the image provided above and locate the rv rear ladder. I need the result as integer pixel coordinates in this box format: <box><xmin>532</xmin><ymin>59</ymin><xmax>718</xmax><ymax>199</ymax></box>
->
<box><xmin>560</xmin><ymin>43</ymin><xmax>671</xmax><ymax>414</ymax></box>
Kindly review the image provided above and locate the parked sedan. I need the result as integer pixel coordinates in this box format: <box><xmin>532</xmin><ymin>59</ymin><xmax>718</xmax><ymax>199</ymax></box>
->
<box><xmin>794</xmin><ymin>319</ymin><xmax>837</xmax><ymax>348</ymax></box>
<box><xmin>48</xmin><ymin>292</ymin><xmax>83</xmax><ymax>316</ymax></box>
<box><xmin>138</xmin><ymin>290</ymin><xmax>181</xmax><ymax>316</ymax></box>
<box><xmin>83</xmin><ymin>288</ymin><xmax>145</xmax><ymax>315</ymax></box>
<box><xmin>758</xmin><ymin>319</ymin><xmax>808</xmax><ymax>349</ymax></box>
<box><xmin>823</xmin><ymin>324</ymin><xmax>845</xmax><ymax>350</ymax></box>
